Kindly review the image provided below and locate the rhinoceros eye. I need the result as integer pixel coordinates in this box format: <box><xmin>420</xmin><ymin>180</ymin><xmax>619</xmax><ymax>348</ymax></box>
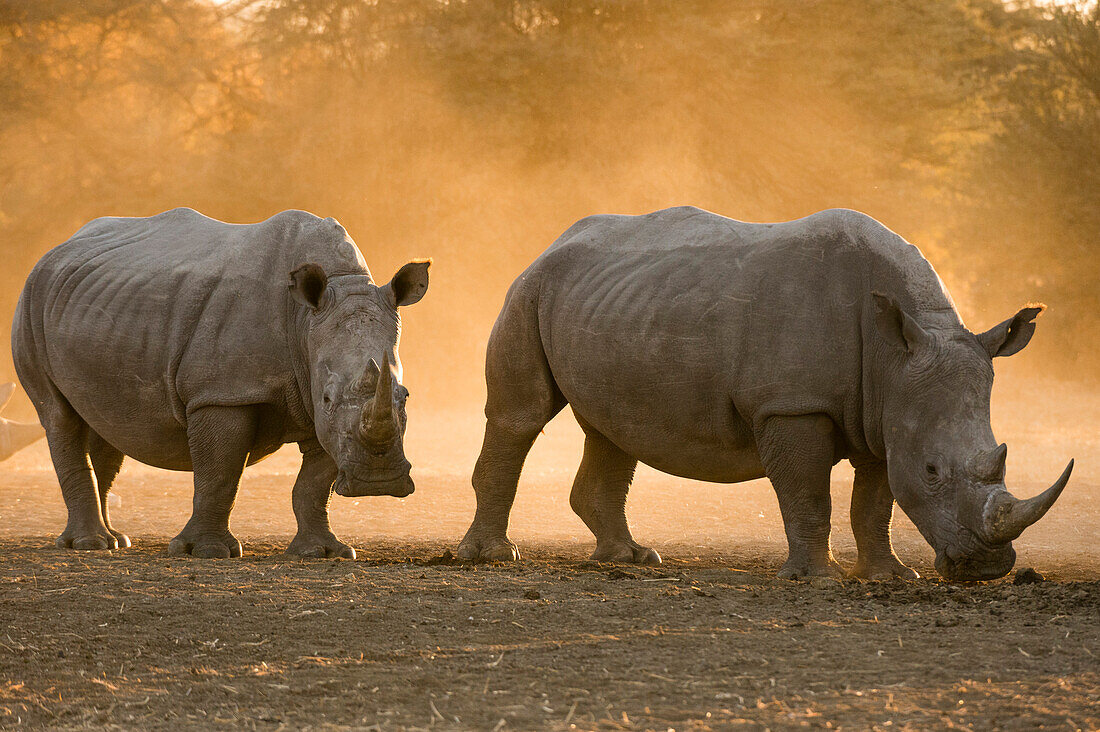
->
<box><xmin>925</xmin><ymin>463</ymin><xmax>939</xmax><ymax>479</ymax></box>
<box><xmin>321</xmin><ymin>383</ymin><xmax>339</xmax><ymax>411</ymax></box>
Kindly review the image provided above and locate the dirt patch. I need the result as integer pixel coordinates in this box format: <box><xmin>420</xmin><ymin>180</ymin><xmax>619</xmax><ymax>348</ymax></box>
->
<box><xmin>0</xmin><ymin>403</ymin><xmax>1097</xmax><ymax>729</ymax></box>
<box><xmin>0</xmin><ymin>537</ymin><xmax>1097</xmax><ymax>730</ymax></box>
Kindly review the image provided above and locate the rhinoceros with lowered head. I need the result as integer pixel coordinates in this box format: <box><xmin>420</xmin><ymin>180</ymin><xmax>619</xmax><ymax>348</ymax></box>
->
<box><xmin>0</xmin><ymin>382</ymin><xmax>45</xmax><ymax>460</ymax></box>
<box><xmin>456</xmin><ymin>206</ymin><xmax>1072</xmax><ymax>582</ymax></box>
<box><xmin>13</xmin><ymin>208</ymin><xmax>429</xmax><ymax>558</ymax></box>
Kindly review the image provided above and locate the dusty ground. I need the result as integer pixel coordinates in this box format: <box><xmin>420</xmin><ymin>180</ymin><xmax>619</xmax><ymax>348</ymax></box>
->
<box><xmin>0</xmin><ymin>380</ymin><xmax>1097</xmax><ymax>730</ymax></box>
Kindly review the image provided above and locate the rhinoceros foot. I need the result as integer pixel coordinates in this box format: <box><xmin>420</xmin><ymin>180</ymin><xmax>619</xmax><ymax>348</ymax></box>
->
<box><xmin>108</xmin><ymin>529</ymin><xmax>132</xmax><ymax>549</ymax></box>
<box><xmin>56</xmin><ymin>527</ymin><xmax>119</xmax><ymax>551</ymax></box>
<box><xmin>850</xmin><ymin>557</ymin><xmax>919</xmax><ymax>581</ymax></box>
<box><xmin>777</xmin><ymin>556</ymin><xmax>845</xmax><ymax>580</ymax></box>
<box><xmin>168</xmin><ymin>529</ymin><xmax>242</xmax><ymax>559</ymax></box>
<box><xmin>590</xmin><ymin>540</ymin><xmax>662</xmax><ymax>566</ymax></box>
<box><xmin>456</xmin><ymin>536</ymin><xmax>520</xmax><ymax>563</ymax></box>
<box><xmin>286</xmin><ymin>531</ymin><xmax>356</xmax><ymax>559</ymax></box>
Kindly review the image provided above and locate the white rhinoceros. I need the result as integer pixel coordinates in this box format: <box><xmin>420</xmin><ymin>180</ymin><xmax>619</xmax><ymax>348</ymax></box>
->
<box><xmin>457</xmin><ymin>206</ymin><xmax>1071</xmax><ymax>582</ymax></box>
<box><xmin>13</xmin><ymin>208</ymin><xmax>429</xmax><ymax>558</ymax></box>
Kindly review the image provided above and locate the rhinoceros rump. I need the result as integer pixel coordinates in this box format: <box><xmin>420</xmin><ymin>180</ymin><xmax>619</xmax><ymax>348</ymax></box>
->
<box><xmin>13</xmin><ymin>208</ymin><xmax>429</xmax><ymax>557</ymax></box>
<box><xmin>0</xmin><ymin>382</ymin><xmax>45</xmax><ymax>461</ymax></box>
<box><xmin>456</xmin><ymin>206</ymin><xmax>1071</xmax><ymax>582</ymax></box>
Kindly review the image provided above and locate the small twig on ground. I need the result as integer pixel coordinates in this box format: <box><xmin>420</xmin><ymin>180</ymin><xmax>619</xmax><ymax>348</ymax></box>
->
<box><xmin>563</xmin><ymin>701</ymin><xmax>578</xmax><ymax>725</ymax></box>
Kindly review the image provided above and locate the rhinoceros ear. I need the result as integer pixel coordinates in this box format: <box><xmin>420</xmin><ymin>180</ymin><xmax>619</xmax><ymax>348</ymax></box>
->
<box><xmin>383</xmin><ymin>259</ymin><xmax>431</xmax><ymax>308</ymax></box>
<box><xmin>0</xmin><ymin>382</ymin><xmax>13</xmax><ymax>412</ymax></box>
<box><xmin>289</xmin><ymin>263</ymin><xmax>329</xmax><ymax>309</ymax></box>
<box><xmin>977</xmin><ymin>304</ymin><xmax>1044</xmax><ymax>358</ymax></box>
<box><xmin>872</xmin><ymin>292</ymin><xmax>930</xmax><ymax>353</ymax></box>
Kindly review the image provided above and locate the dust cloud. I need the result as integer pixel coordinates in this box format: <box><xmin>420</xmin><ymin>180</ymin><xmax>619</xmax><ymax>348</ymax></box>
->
<box><xmin>0</xmin><ymin>1</ymin><xmax>1096</xmax><ymax>553</ymax></box>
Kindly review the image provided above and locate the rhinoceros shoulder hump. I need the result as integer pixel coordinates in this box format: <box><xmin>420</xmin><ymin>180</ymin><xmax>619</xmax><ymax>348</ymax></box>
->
<box><xmin>261</xmin><ymin>209</ymin><xmax>369</xmax><ymax>277</ymax></box>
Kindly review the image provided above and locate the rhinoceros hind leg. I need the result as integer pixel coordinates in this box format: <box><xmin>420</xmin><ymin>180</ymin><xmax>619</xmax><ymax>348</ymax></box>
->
<box><xmin>169</xmin><ymin>406</ymin><xmax>255</xmax><ymax>559</ymax></box>
<box><xmin>849</xmin><ymin>459</ymin><xmax>918</xmax><ymax>580</ymax></box>
<box><xmin>43</xmin><ymin>403</ymin><xmax>117</xmax><ymax>551</ymax></box>
<box><xmin>456</xmin><ymin>421</ymin><xmax>539</xmax><ymax>563</ymax></box>
<box><xmin>460</xmin><ymin>409</ymin><xmax>565</xmax><ymax>561</ymax></box>
<box><xmin>458</xmin><ymin>296</ymin><xmax>566</xmax><ymax>562</ymax></box>
<box><xmin>570</xmin><ymin>423</ymin><xmax>660</xmax><ymax>565</ymax></box>
<box><xmin>757</xmin><ymin>414</ymin><xmax>843</xmax><ymax>579</ymax></box>
<box><xmin>88</xmin><ymin>432</ymin><xmax>129</xmax><ymax>548</ymax></box>
<box><xmin>286</xmin><ymin>440</ymin><xmax>355</xmax><ymax>559</ymax></box>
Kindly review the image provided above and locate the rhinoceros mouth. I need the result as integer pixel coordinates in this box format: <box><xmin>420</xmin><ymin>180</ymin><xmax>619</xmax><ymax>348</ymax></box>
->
<box><xmin>934</xmin><ymin>544</ymin><xmax>1016</xmax><ymax>582</ymax></box>
<box><xmin>333</xmin><ymin>465</ymin><xmax>413</xmax><ymax>498</ymax></box>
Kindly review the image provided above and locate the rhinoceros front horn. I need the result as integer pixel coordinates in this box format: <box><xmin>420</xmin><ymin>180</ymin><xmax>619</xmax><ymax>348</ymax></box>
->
<box><xmin>979</xmin><ymin>459</ymin><xmax>1074</xmax><ymax>544</ymax></box>
<box><xmin>359</xmin><ymin>353</ymin><xmax>396</xmax><ymax>447</ymax></box>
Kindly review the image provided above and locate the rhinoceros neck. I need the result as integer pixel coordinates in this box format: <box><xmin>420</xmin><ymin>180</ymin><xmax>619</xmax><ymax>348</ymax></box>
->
<box><xmin>287</xmin><ymin>299</ymin><xmax>316</xmax><ymax>425</ymax></box>
<box><xmin>858</xmin><ymin>225</ymin><xmax>963</xmax><ymax>459</ymax></box>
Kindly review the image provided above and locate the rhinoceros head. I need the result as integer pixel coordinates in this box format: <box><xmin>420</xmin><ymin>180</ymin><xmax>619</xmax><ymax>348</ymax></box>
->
<box><xmin>289</xmin><ymin>260</ymin><xmax>430</xmax><ymax>498</ymax></box>
<box><xmin>872</xmin><ymin>293</ymin><xmax>1072</xmax><ymax>582</ymax></box>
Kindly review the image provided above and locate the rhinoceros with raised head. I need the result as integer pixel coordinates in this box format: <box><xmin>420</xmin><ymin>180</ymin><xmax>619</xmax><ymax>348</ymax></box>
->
<box><xmin>0</xmin><ymin>382</ymin><xmax>45</xmax><ymax>460</ymax></box>
<box><xmin>13</xmin><ymin>208</ymin><xmax>429</xmax><ymax>558</ymax></box>
<box><xmin>457</xmin><ymin>206</ymin><xmax>1072</xmax><ymax>582</ymax></box>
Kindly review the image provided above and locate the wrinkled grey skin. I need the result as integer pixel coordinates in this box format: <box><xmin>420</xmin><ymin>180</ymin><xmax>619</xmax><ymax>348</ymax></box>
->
<box><xmin>0</xmin><ymin>382</ymin><xmax>45</xmax><ymax>461</ymax></box>
<box><xmin>13</xmin><ymin>208</ymin><xmax>429</xmax><ymax>558</ymax></box>
<box><xmin>457</xmin><ymin>207</ymin><xmax>1072</xmax><ymax>582</ymax></box>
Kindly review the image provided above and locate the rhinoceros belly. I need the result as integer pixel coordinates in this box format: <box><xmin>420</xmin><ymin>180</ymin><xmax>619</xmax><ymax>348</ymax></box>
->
<box><xmin>554</xmin><ymin>353</ymin><xmax>767</xmax><ymax>484</ymax></box>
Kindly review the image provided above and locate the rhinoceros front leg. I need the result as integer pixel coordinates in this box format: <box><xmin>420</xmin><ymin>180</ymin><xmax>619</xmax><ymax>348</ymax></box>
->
<box><xmin>169</xmin><ymin>406</ymin><xmax>255</xmax><ymax>559</ymax></box>
<box><xmin>849</xmin><ymin>458</ymin><xmax>919</xmax><ymax>580</ymax></box>
<box><xmin>286</xmin><ymin>439</ymin><xmax>355</xmax><ymax>559</ymax></box>
<box><xmin>88</xmin><ymin>432</ymin><xmax>130</xmax><ymax>548</ymax></box>
<box><xmin>757</xmin><ymin>414</ymin><xmax>843</xmax><ymax>579</ymax></box>
<box><xmin>46</xmin><ymin>409</ymin><xmax>118</xmax><ymax>551</ymax></box>
<box><xmin>571</xmin><ymin>426</ymin><xmax>660</xmax><ymax>565</ymax></box>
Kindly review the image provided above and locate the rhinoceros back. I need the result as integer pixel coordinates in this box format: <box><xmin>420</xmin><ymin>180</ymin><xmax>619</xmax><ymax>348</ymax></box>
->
<box><xmin>13</xmin><ymin>208</ymin><xmax>367</xmax><ymax>470</ymax></box>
